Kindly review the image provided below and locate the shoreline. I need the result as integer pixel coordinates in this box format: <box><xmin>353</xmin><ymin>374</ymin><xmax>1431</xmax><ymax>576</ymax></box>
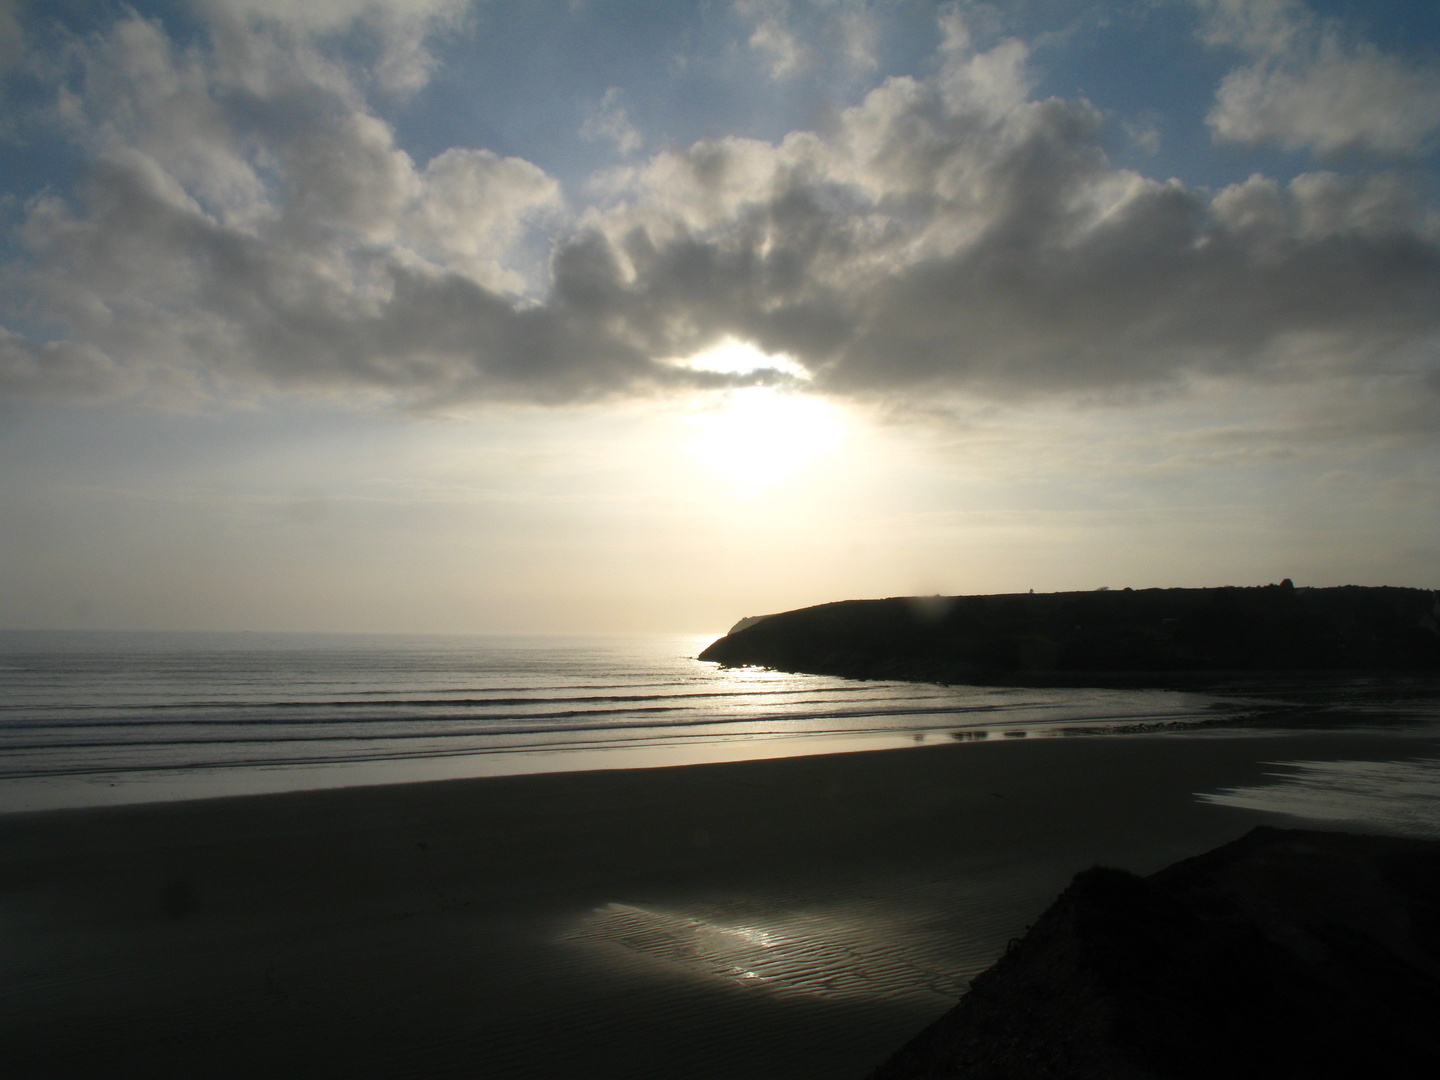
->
<box><xmin>5</xmin><ymin>727</ymin><xmax>1438</xmax><ymax>1077</ymax></box>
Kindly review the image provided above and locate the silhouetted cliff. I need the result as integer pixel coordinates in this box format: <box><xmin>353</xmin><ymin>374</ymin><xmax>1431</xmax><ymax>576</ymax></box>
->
<box><xmin>869</xmin><ymin>827</ymin><xmax>1440</xmax><ymax>1079</ymax></box>
<box><xmin>699</xmin><ymin>584</ymin><xmax>1440</xmax><ymax>686</ymax></box>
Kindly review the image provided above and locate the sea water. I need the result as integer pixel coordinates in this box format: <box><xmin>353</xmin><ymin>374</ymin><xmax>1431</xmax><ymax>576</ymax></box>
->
<box><xmin>0</xmin><ymin>630</ymin><xmax>1242</xmax><ymax>812</ymax></box>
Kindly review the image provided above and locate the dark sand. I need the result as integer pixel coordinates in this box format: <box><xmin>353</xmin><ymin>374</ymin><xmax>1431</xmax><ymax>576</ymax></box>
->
<box><xmin>3</xmin><ymin>728</ymin><xmax>1436</xmax><ymax>1078</ymax></box>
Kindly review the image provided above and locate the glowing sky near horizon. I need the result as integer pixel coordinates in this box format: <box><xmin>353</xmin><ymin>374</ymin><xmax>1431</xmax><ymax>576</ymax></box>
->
<box><xmin>0</xmin><ymin>0</ymin><xmax>1437</xmax><ymax>634</ymax></box>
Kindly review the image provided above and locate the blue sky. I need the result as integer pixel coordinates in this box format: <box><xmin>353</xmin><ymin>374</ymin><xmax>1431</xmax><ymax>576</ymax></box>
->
<box><xmin>1</xmin><ymin>0</ymin><xmax>1437</xmax><ymax>633</ymax></box>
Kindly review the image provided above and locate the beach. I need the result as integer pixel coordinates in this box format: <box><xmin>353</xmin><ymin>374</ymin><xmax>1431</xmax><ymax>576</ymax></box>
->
<box><xmin>5</xmin><ymin>725</ymin><xmax>1437</xmax><ymax>1078</ymax></box>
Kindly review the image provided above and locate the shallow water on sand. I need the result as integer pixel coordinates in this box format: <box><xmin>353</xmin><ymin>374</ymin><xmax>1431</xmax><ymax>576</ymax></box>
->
<box><xmin>1200</xmin><ymin>755</ymin><xmax>1440</xmax><ymax>837</ymax></box>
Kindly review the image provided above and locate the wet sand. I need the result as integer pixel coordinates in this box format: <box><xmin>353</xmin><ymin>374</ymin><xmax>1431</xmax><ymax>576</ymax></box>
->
<box><xmin>3</xmin><ymin>727</ymin><xmax>1437</xmax><ymax>1079</ymax></box>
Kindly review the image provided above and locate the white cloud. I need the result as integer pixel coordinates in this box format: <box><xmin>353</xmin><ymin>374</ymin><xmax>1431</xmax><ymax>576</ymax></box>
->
<box><xmin>580</xmin><ymin>88</ymin><xmax>644</xmax><ymax>157</ymax></box>
<box><xmin>1123</xmin><ymin>114</ymin><xmax>1162</xmax><ymax>156</ymax></box>
<box><xmin>403</xmin><ymin>149</ymin><xmax>562</xmax><ymax>289</ymax></box>
<box><xmin>200</xmin><ymin>0</ymin><xmax>470</xmax><ymax>94</ymax></box>
<box><xmin>735</xmin><ymin>0</ymin><xmax>881</xmax><ymax>81</ymax></box>
<box><xmin>1199</xmin><ymin>0</ymin><xmax>1440</xmax><ymax>155</ymax></box>
<box><xmin>739</xmin><ymin>0</ymin><xmax>807</xmax><ymax>79</ymax></box>
<box><xmin>837</xmin><ymin>9</ymin><xmax>878</xmax><ymax>72</ymax></box>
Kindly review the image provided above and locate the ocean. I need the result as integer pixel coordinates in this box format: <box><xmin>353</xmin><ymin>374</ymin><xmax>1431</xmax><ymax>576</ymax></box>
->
<box><xmin>0</xmin><ymin>630</ymin><xmax>1246</xmax><ymax>813</ymax></box>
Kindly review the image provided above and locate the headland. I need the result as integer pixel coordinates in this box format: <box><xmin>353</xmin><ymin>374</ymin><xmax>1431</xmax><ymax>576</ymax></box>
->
<box><xmin>700</xmin><ymin>584</ymin><xmax>1440</xmax><ymax>689</ymax></box>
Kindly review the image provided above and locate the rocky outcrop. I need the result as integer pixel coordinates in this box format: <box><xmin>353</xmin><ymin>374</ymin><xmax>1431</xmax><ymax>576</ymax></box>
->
<box><xmin>870</xmin><ymin>827</ymin><xmax>1440</xmax><ymax>1079</ymax></box>
<box><xmin>699</xmin><ymin>585</ymin><xmax>1440</xmax><ymax>686</ymax></box>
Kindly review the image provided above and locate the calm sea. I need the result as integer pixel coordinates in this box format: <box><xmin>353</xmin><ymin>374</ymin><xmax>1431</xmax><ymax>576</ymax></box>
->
<box><xmin>0</xmin><ymin>630</ymin><xmax>1243</xmax><ymax>812</ymax></box>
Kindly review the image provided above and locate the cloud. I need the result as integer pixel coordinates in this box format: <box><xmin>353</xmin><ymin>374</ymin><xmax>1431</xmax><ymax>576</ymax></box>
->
<box><xmin>580</xmin><ymin>88</ymin><xmax>643</xmax><ymax>157</ymax></box>
<box><xmin>1</xmin><ymin>10</ymin><xmax>612</xmax><ymax>404</ymax></box>
<box><xmin>738</xmin><ymin>0</ymin><xmax>807</xmax><ymax>79</ymax></box>
<box><xmin>1123</xmin><ymin>114</ymin><xmax>1162</xmax><ymax>156</ymax></box>
<box><xmin>2</xmin><ymin>5</ymin><xmax>1438</xmax><ymax>414</ymax></box>
<box><xmin>735</xmin><ymin>0</ymin><xmax>880</xmax><ymax>80</ymax></box>
<box><xmin>575</xmin><ymin>22</ymin><xmax>1439</xmax><ymax>401</ymax></box>
<box><xmin>200</xmin><ymin>0</ymin><xmax>469</xmax><ymax>94</ymax></box>
<box><xmin>1199</xmin><ymin>0</ymin><xmax>1440</xmax><ymax>156</ymax></box>
<box><xmin>836</xmin><ymin>8</ymin><xmax>879</xmax><ymax>73</ymax></box>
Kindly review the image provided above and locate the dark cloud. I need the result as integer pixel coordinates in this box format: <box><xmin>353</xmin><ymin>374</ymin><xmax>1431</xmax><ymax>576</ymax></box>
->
<box><xmin>571</xmin><ymin>55</ymin><xmax>1440</xmax><ymax>400</ymax></box>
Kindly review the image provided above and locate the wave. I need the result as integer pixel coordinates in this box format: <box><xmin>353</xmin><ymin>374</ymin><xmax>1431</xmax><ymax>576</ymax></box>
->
<box><xmin>0</xmin><ymin>706</ymin><xmax>1220</xmax><ymax>780</ymax></box>
<box><xmin>0</xmin><ymin>683</ymin><xmax>903</xmax><ymax>714</ymax></box>
<box><xmin>0</xmin><ymin>698</ymin><xmax>1167</xmax><ymax>736</ymax></box>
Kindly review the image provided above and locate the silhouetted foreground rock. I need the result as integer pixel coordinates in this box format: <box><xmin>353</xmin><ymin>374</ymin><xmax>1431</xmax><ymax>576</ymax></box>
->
<box><xmin>870</xmin><ymin>827</ymin><xmax>1440</xmax><ymax>1080</ymax></box>
<box><xmin>700</xmin><ymin>585</ymin><xmax>1440</xmax><ymax>686</ymax></box>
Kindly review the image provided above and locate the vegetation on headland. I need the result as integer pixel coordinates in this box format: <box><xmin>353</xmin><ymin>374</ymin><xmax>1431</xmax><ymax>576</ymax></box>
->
<box><xmin>699</xmin><ymin>584</ymin><xmax>1440</xmax><ymax>687</ymax></box>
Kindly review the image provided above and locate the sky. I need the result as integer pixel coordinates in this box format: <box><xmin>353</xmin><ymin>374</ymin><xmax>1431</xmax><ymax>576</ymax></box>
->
<box><xmin>0</xmin><ymin>0</ymin><xmax>1437</xmax><ymax>635</ymax></box>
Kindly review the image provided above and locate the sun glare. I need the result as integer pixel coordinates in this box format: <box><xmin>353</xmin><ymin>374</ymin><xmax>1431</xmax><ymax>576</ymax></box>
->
<box><xmin>674</xmin><ymin>339</ymin><xmax>844</xmax><ymax>491</ymax></box>
<box><xmin>687</xmin><ymin>386</ymin><xmax>844</xmax><ymax>490</ymax></box>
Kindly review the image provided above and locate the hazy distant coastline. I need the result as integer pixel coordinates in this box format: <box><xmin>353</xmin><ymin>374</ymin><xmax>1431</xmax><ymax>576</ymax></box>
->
<box><xmin>700</xmin><ymin>584</ymin><xmax>1440</xmax><ymax>690</ymax></box>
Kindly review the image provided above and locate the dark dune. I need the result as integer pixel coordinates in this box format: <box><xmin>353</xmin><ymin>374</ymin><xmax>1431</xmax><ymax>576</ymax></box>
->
<box><xmin>700</xmin><ymin>584</ymin><xmax>1440</xmax><ymax>688</ymax></box>
<box><xmin>871</xmin><ymin>827</ymin><xmax>1440</xmax><ymax>1080</ymax></box>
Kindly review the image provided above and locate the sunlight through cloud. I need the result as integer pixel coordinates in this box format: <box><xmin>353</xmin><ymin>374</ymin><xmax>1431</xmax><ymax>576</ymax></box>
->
<box><xmin>678</xmin><ymin>337</ymin><xmax>812</xmax><ymax>380</ymax></box>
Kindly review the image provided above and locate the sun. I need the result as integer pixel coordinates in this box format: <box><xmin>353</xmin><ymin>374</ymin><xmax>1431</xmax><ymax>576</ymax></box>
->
<box><xmin>688</xmin><ymin>386</ymin><xmax>845</xmax><ymax>489</ymax></box>
<box><xmin>673</xmin><ymin>338</ymin><xmax>845</xmax><ymax>491</ymax></box>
